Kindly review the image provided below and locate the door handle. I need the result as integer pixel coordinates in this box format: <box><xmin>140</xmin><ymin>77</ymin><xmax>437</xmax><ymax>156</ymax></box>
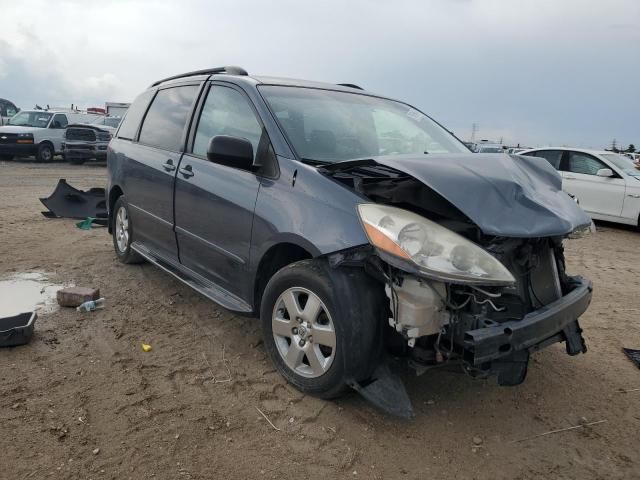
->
<box><xmin>564</xmin><ymin>175</ymin><xmax>576</xmax><ymax>180</ymax></box>
<box><xmin>179</xmin><ymin>165</ymin><xmax>194</xmax><ymax>178</ymax></box>
<box><xmin>162</xmin><ymin>160</ymin><xmax>176</xmax><ymax>172</ymax></box>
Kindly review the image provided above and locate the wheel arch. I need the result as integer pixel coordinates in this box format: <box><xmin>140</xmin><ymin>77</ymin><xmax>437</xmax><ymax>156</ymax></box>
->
<box><xmin>107</xmin><ymin>185</ymin><xmax>124</xmax><ymax>233</ymax></box>
<box><xmin>253</xmin><ymin>242</ymin><xmax>314</xmax><ymax>313</ymax></box>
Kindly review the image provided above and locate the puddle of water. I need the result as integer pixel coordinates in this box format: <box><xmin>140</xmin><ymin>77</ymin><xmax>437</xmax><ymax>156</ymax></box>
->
<box><xmin>0</xmin><ymin>272</ymin><xmax>64</xmax><ymax>318</ymax></box>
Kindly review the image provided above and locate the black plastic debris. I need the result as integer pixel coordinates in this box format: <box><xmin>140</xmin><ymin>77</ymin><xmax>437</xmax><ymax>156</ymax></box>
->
<box><xmin>350</xmin><ymin>362</ymin><xmax>414</xmax><ymax>418</ymax></box>
<box><xmin>40</xmin><ymin>179</ymin><xmax>107</xmax><ymax>220</ymax></box>
<box><xmin>0</xmin><ymin>312</ymin><xmax>37</xmax><ymax>347</ymax></box>
<box><xmin>623</xmin><ymin>348</ymin><xmax>640</xmax><ymax>369</ymax></box>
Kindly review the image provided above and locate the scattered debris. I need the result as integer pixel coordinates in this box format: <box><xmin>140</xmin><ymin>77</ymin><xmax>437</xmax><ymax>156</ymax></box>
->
<box><xmin>472</xmin><ymin>436</ymin><xmax>483</xmax><ymax>446</ymax></box>
<box><xmin>40</xmin><ymin>179</ymin><xmax>107</xmax><ymax>220</ymax></box>
<box><xmin>76</xmin><ymin>298</ymin><xmax>105</xmax><ymax>313</ymax></box>
<box><xmin>617</xmin><ymin>387</ymin><xmax>640</xmax><ymax>393</ymax></box>
<box><xmin>75</xmin><ymin>217</ymin><xmax>106</xmax><ymax>230</ymax></box>
<box><xmin>141</xmin><ymin>343</ymin><xmax>153</xmax><ymax>352</ymax></box>
<box><xmin>0</xmin><ymin>312</ymin><xmax>37</xmax><ymax>347</ymax></box>
<box><xmin>57</xmin><ymin>287</ymin><xmax>100</xmax><ymax>308</ymax></box>
<box><xmin>201</xmin><ymin>345</ymin><xmax>232</xmax><ymax>384</ymax></box>
<box><xmin>509</xmin><ymin>420</ymin><xmax>607</xmax><ymax>443</ymax></box>
<box><xmin>92</xmin><ymin>448</ymin><xmax>100</xmax><ymax>455</ymax></box>
<box><xmin>255</xmin><ymin>407</ymin><xmax>280</xmax><ymax>431</ymax></box>
<box><xmin>622</xmin><ymin>348</ymin><xmax>640</xmax><ymax>369</ymax></box>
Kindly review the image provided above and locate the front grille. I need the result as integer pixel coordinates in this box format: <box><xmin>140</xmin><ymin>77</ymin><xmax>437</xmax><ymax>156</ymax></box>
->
<box><xmin>65</xmin><ymin>128</ymin><xmax>96</xmax><ymax>142</ymax></box>
<box><xmin>96</xmin><ymin>131</ymin><xmax>111</xmax><ymax>142</ymax></box>
<box><xmin>0</xmin><ymin>133</ymin><xmax>18</xmax><ymax>144</ymax></box>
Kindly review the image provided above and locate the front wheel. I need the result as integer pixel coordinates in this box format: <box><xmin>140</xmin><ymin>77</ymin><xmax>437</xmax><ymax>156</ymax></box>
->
<box><xmin>36</xmin><ymin>143</ymin><xmax>54</xmax><ymax>163</ymax></box>
<box><xmin>260</xmin><ymin>259</ymin><xmax>385</xmax><ymax>398</ymax></box>
<box><xmin>112</xmin><ymin>196</ymin><xmax>144</xmax><ymax>264</ymax></box>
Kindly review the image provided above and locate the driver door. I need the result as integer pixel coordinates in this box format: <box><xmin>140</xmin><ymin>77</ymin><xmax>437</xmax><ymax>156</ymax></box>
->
<box><xmin>174</xmin><ymin>83</ymin><xmax>264</xmax><ymax>299</ymax></box>
<box><xmin>49</xmin><ymin>114</ymin><xmax>68</xmax><ymax>152</ymax></box>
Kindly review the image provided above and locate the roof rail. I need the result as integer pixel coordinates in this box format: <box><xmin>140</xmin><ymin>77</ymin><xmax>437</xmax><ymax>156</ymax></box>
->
<box><xmin>337</xmin><ymin>83</ymin><xmax>363</xmax><ymax>90</ymax></box>
<box><xmin>150</xmin><ymin>66</ymin><xmax>248</xmax><ymax>87</ymax></box>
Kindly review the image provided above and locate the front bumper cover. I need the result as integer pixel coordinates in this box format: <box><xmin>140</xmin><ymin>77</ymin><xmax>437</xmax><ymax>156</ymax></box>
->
<box><xmin>463</xmin><ymin>276</ymin><xmax>592</xmax><ymax>367</ymax></box>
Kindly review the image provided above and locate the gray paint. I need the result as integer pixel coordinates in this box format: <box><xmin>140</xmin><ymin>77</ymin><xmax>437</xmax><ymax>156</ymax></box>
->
<box><xmin>374</xmin><ymin>153</ymin><xmax>592</xmax><ymax>238</ymax></box>
<box><xmin>107</xmin><ymin>73</ymin><xmax>590</xmax><ymax>313</ymax></box>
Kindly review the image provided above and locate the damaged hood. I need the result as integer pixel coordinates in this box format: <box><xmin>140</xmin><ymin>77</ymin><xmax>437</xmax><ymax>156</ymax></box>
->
<box><xmin>372</xmin><ymin>153</ymin><xmax>591</xmax><ymax>237</ymax></box>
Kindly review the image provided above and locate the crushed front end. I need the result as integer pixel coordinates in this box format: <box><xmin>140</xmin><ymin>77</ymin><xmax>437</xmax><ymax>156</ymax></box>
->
<box><xmin>320</xmin><ymin>155</ymin><xmax>593</xmax><ymax>398</ymax></box>
<box><xmin>378</xmin><ymin>236</ymin><xmax>590</xmax><ymax>387</ymax></box>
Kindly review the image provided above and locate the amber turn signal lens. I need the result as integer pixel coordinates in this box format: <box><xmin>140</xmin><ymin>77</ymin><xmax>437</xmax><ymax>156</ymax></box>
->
<box><xmin>363</xmin><ymin>222</ymin><xmax>411</xmax><ymax>260</ymax></box>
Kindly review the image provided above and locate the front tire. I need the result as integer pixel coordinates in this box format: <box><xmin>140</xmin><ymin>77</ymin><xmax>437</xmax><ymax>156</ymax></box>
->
<box><xmin>112</xmin><ymin>196</ymin><xmax>144</xmax><ymax>264</ymax></box>
<box><xmin>260</xmin><ymin>259</ymin><xmax>384</xmax><ymax>398</ymax></box>
<box><xmin>36</xmin><ymin>143</ymin><xmax>54</xmax><ymax>163</ymax></box>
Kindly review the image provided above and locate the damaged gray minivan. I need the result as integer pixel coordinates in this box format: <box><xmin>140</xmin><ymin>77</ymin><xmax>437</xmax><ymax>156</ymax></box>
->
<box><xmin>107</xmin><ymin>66</ymin><xmax>593</xmax><ymax>416</ymax></box>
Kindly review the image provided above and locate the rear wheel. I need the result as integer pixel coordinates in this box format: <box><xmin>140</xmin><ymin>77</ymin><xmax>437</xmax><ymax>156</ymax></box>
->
<box><xmin>36</xmin><ymin>143</ymin><xmax>54</xmax><ymax>163</ymax></box>
<box><xmin>260</xmin><ymin>259</ymin><xmax>384</xmax><ymax>398</ymax></box>
<box><xmin>0</xmin><ymin>154</ymin><xmax>13</xmax><ymax>161</ymax></box>
<box><xmin>112</xmin><ymin>196</ymin><xmax>144</xmax><ymax>264</ymax></box>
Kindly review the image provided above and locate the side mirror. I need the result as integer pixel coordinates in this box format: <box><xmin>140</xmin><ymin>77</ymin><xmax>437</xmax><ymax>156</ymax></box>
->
<box><xmin>596</xmin><ymin>168</ymin><xmax>614</xmax><ymax>177</ymax></box>
<box><xmin>207</xmin><ymin>135</ymin><xmax>254</xmax><ymax>170</ymax></box>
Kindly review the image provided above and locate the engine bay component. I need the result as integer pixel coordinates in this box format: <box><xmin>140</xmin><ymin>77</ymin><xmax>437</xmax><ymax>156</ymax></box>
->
<box><xmin>386</xmin><ymin>277</ymin><xmax>449</xmax><ymax>346</ymax></box>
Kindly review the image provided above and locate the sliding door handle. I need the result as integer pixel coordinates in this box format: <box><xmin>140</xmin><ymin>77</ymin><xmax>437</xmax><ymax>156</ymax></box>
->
<box><xmin>179</xmin><ymin>165</ymin><xmax>194</xmax><ymax>178</ymax></box>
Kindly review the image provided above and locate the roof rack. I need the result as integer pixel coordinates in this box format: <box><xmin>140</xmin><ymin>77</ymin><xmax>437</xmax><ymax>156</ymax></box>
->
<box><xmin>150</xmin><ymin>66</ymin><xmax>248</xmax><ymax>87</ymax></box>
<box><xmin>337</xmin><ymin>83</ymin><xmax>363</xmax><ymax>90</ymax></box>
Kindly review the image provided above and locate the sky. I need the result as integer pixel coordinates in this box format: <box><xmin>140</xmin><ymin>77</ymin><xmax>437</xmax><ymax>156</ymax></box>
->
<box><xmin>0</xmin><ymin>0</ymin><xmax>638</xmax><ymax>148</ymax></box>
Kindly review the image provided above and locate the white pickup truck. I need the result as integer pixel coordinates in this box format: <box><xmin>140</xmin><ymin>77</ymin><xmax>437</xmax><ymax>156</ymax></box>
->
<box><xmin>0</xmin><ymin>110</ymin><xmax>98</xmax><ymax>162</ymax></box>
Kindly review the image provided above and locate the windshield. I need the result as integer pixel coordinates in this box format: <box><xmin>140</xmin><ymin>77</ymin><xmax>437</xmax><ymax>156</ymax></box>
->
<box><xmin>92</xmin><ymin>116</ymin><xmax>121</xmax><ymax>128</ymax></box>
<box><xmin>602</xmin><ymin>153</ymin><xmax>640</xmax><ymax>177</ymax></box>
<box><xmin>259</xmin><ymin>86</ymin><xmax>469</xmax><ymax>162</ymax></box>
<box><xmin>9</xmin><ymin>111</ymin><xmax>52</xmax><ymax>128</ymax></box>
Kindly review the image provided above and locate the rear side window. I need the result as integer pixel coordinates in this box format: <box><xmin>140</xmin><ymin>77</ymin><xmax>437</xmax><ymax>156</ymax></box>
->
<box><xmin>192</xmin><ymin>86</ymin><xmax>262</xmax><ymax>159</ymax></box>
<box><xmin>117</xmin><ymin>89</ymin><xmax>155</xmax><ymax>140</ymax></box>
<box><xmin>532</xmin><ymin>150</ymin><xmax>562</xmax><ymax>169</ymax></box>
<box><xmin>138</xmin><ymin>86</ymin><xmax>199</xmax><ymax>152</ymax></box>
<box><xmin>567</xmin><ymin>152</ymin><xmax>607</xmax><ymax>175</ymax></box>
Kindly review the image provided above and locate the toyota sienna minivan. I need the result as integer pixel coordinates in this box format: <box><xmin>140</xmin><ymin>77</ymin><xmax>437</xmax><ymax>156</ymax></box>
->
<box><xmin>106</xmin><ymin>66</ymin><xmax>593</xmax><ymax>415</ymax></box>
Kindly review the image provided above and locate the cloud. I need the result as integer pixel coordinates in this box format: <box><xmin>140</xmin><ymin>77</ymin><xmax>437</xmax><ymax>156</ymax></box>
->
<box><xmin>0</xmin><ymin>0</ymin><xmax>638</xmax><ymax>147</ymax></box>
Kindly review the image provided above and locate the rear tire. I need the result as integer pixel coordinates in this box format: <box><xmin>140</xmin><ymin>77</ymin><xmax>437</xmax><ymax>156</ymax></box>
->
<box><xmin>112</xmin><ymin>196</ymin><xmax>144</xmax><ymax>264</ymax></box>
<box><xmin>36</xmin><ymin>143</ymin><xmax>54</xmax><ymax>163</ymax></box>
<box><xmin>260</xmin><ymin>259</ymin><xmax>384</xmax><ymax>398</ymax></box>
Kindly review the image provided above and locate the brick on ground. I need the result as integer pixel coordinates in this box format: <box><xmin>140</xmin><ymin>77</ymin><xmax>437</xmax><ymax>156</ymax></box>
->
<box><xmin>56</xmin><ymin>287</ymin><xmax>100</xmax><ymax>307</ymax></box>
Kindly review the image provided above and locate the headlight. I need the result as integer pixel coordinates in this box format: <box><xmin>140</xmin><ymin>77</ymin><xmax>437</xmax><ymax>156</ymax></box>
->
<box><xmin>16</xmin><ymin>133</ymin><xmax>34</xmax><ymax>144</ymax></box>
<box><xmin>357</xmin><ymin>204</ymin><xmax>515</xmax><ymax>285</ymax></box>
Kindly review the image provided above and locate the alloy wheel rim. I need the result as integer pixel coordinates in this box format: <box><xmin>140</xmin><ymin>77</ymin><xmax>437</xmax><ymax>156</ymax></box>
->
<box><xmin>272</xmin><ymin>287</ymin><xmax>336</xmax><ymax>378</ymax></box>
<box><xmin>115</xmin><ymin>206</ymin><xmax>130</xmax><ymax>252</ymax></box>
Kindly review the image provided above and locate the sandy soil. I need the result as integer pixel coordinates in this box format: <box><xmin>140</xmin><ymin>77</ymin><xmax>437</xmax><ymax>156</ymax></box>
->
<box><xmin>1</xmin><ymin>160</ymin><xmax>639</xmax><ymax>480</ymax></box>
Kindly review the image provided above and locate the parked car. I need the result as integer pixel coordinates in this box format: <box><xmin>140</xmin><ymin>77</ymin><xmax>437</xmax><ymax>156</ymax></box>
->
<box><xmin>0</xmin><ymin>98</ymin><xmax>19</xmax><ymax>126</ymax></box>
<box><xmin>62</xmin><ymin>123</ymin><xmax>113</xmax><ymax>164</ymax></box>
<box><xmin>474</xmin><ymin>141</ymin><xmax>505</xmax><ymax>153</ymax></box>
<box><xmin>107</xmin><ymin>66</ymin><xmax>592</xmax><ymax>414</ymax></box>
<box><xmin>0</xmin><ymin>110</ymin><xmax>96</xmax><ymax>162</ymax></box>
<box><xmin>520</xmin><ymin>147</ymin><xmax>640</xmax><ymax>227</ymax></box>
<box><xmin>90</xmin><ymin>115</ymin><xmax>122</xmax><ymax>133</ymax></box>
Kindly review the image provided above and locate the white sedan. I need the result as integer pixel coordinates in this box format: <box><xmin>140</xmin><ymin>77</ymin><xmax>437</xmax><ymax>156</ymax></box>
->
<box><xmin>519</xmin><ymin>147</ymin><xmax>640</xmax><ymax>227</ymax></box>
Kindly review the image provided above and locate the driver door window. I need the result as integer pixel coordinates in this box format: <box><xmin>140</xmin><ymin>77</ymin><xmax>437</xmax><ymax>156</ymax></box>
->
<box><xmin>51</xmin><ymin>114</ymin><xmax>68</xmax><ymax>129</ymax></box>
<box><xmin>193</xmin><ymin>86</ymin><xmax>262</xmax><ymax>160</ymax></box>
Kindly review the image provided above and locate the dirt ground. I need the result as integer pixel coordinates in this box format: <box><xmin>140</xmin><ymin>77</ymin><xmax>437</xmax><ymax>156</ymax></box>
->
<box><xmin>1</xmin><ymin>160</ymin><xmax>639</xmax><ymax>480</ymax></box>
